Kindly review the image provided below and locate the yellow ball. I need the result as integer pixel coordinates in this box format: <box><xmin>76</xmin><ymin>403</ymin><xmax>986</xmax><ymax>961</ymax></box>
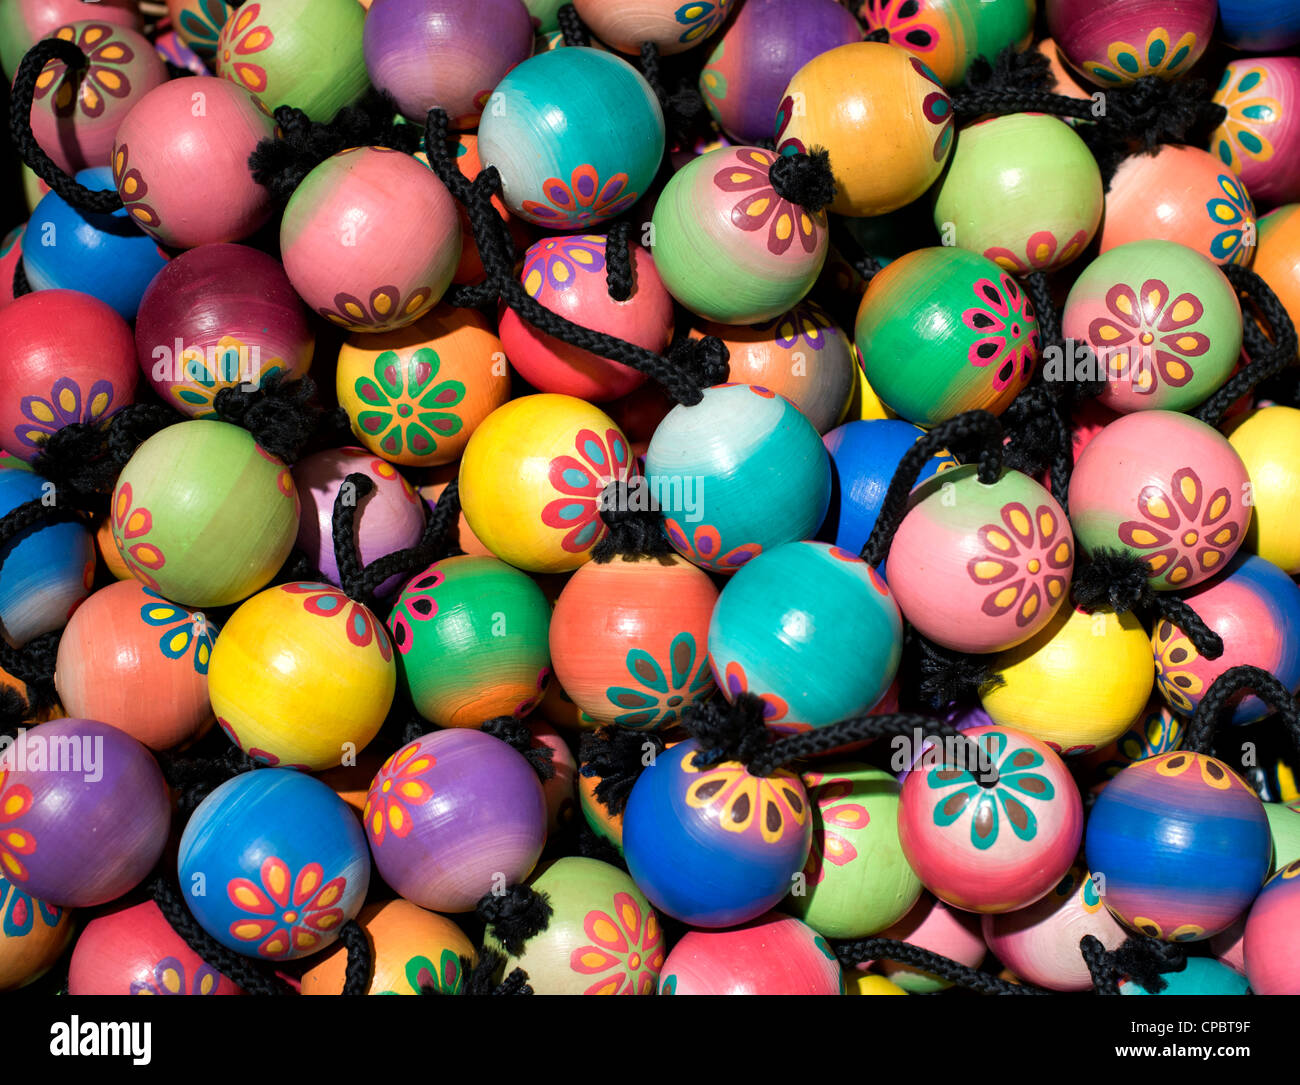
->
<box><xmin>459</xmin><ymin>394</ymin><xmax>634</xmax><ymax>573</ymax></box>
<box><xmin>842</xmin><ymin>350</ymin><xmax>897</xmax><ymax>423</ymax></box>
<box><xmin>981</xmin><ymin>605</ymin><xmax>1155</xmax><ymax>756</ymax></box>
<box><xmin>1226</xmin><ymin>406</ymin><xmax>1300</xmax><ymax>574</ymax></box>
<box><xmin>845</xmin><ymin>972</ymin><xmax>908</xmax><ymax>996</ymax></box>
<box><xmin>208</xmin><ymin>582</ymin><xmax>396</xmax><ymax>770</ymax></box>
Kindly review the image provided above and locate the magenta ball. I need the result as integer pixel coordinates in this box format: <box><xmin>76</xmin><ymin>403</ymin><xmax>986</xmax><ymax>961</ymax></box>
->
<box><xmin>363</xmin><ymin>0</ymin><xmax>534</xmax><ymax>128</ymax></box>
<box><xmin>498</xmin><ymin>235</ymin><xmax>673</xmax><ymax>401</ymax></box>
<box><xmin>1243</xmin><ymin>859</ymin><xmax>1300</xmax><ymax>995</ymax></box>
<box><xmin>0</xmin><ymin>719</ymin><xmax>170</xmax><ymax>908</ymax></box>
<box><xmin>1046</xmin><ymin>0</ymin><xmax>1215</xmax><ymax>87</ymax></box>
<box><xmin>658</xmin><ymin>912</ymin><xmax>843</xmax><ymax>994</ymax></box>
<box><xmin>292</xmin><ymin>447</ymin><xmax>426</xmax><ymax>598</ymax></box>
<box><xmin>362</xmin><ymin>729</ymin><xmax>548</xmax><ymax>912</ymax></box>
<box><xmin>134</xmin><ymin>243</ymin><xmax>315</xmax><ymax>419</ymax></box>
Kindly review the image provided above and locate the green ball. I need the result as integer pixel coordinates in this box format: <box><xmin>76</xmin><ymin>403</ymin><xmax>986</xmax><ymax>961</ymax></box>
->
<box><xmin>110</xmin><ymin>421</ymin><xmax>299</xmax><ymax>608</ymax></box>
<box><xmin>1265</xmin><ymin>801</ymin><xmax>1300</xmax><ymax>873</ymax></box>
<box><xmin>389</xmin><ymin>555</ymin><xmax>551</xmax><ymax>728</ymax></box>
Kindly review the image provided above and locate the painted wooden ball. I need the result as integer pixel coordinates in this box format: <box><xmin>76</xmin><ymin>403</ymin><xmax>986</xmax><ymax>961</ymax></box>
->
<box><xmin>1217</xmin><ymin>0</ymin><xmax>1300</xmax><ymax>51</ymax></box>
<box><xmin>300</xmin><ymin>898</ymin><xmax>475</xmax><ymax>995</ymax></box>
<box><xmin>821</xmin><ymin>419</ymin><xmax>958</xmax><ymax>555</ymax></box>
<box><xmin>167</xmin><ymin>0</ymin><xmax>231</xmax><ymax>63</ymax></box>
<box><xmin>1212</xmin><ymin>58</ymin><xmax>1300</xmax><ymax>209</ymax></box>
<box><xmin>27</xmin><ymin>20</ymin><xmax>165</xmax><ymax>175</ymax></box>
<box><xmin>478</xmin><ymin>48</ymin><xmax>664</xmax><ymax>229</ymax></box>
<box><xmin>622</xmin><ymin>739</ymin><xmax>812</xmax><ymax>928</ymax></box>
<box><xmin>1243</xmin><ymin>859</ymin><xmax>1300</xmax><ymax>994</ymax></box>
<box><xmin>709</xmin><ymin>541</ymin><xmax>903</xmax><ymax>733</ymax></box>
<box><xmin>0</xmin><ymin>466</ymin><xmax>94</xmax><ymax>646</ymax></box>
<box><xmin>0</xmin><ymin>225</ymin><xmax>23</xmax><ymax>310</ymax></box>
<box><xmin>215</xmin><ymin>0</ymin><xmax>368</xmax><ymax>121</ymax></box>
<box><xmin>0</xmin><ymin>875</ymin><xmax>71</xmax><ymax>991</ymax></box>
<box><xmin>459</xmin><ymin>394</ymin><xmax>634</xmax><ymax>573</ymax></box>
<box><xmin>0</xmin><ymin>718</ymin><xmax>170</xmax><ymax>908</ymax></box>
<box><xmin>549</xmin><ymin>553</ymin><xmax>716</xmax><ymax>730</ymax></box>
<box><xmin>776</xmin><ymin>42</ymin><xmax>953</xmax><ymax>217</ymax></box>
<box><xmin>68</xmin><ymin>900</ymin><xmax>243</xmax><ymax>995</ymax></box>
<box><xmin>388</xmin><ymin>556</ymin><xmax>551</xmax><ymax>728</ymax></box>
<box><xmin>488</xmin><ymin>856</ymin><xmax>664</xmax><ymax>994</ymax></box>
<box><xmin>659</xmin><ymin>912</ymin><xmax>842</xmax><ymax>995</ymax></box>
<box><xmin>1266</xmin><ymin>801</ymin><xmax>1300</xmax><ymax>872</ymax></box>
<box><xmin>783</xmin><ymin>761</ymin><xmax>923</xmax><ymax>939</ymax></box>
<box><xmin>363</xmin><ymin>0</ymin><xmax>532</xmax><ymax>128</ymax></box>
<box><xmin>1119</xmin><ymin>956</ymin><xmax>1251</xmax><ymax>995</ymax></box>
<box><xmin>1101</xmin><ymin>146</ymin><xmax>1257</xmax><ymax>268</ymax></box>
<box><xmin>1068</xmin><ymin>410</ymin><xmax>1251</xmax><ymax>591</ymax></box>
<box><xmin>110</xmin><ymin>421</ymin><xmax>299</xmax><ymax>608</ymax></box>
<box><xmin>572</xmin><ymin>0</ymin><xmax>735</xmax><ymax>55</ymax></box>
<box><xmin>1046</xmin><ymin>0</ymin><xmax>1214</xmax><ymax>86</ymax></box>
<box><xmin>111</xmin><ymin>78</ymin><xmax>275</xmax><ymax>248</ymax></box>
<box><xmin>54</xmin><ymin>580</ymin><xmax>217</xmax><ymax>751</ymax></box>
<box><xmin>362</xmin><ymin>729</ymin><xmax>547</xmax><ymax>912</ymax></box>
<box><xmin>651</xmin><ymin>145</ymin><xmax>828</xmax><ymax>324</ymax></box>
<box><xmin>888</xmin><ymin>465</ymin><xmax>1074</xmax><ymax>654</ymax></box>
<box><xmin>1227</xmin><ymin>406</ymin><xmax>1300</xmax><ymax>574</ymax></box>
<box><xmin>500</xmin><ymin>234</ymin><xmax>671</xmax><ymax>400</ymax></box>
<box><xmin>898</xmin><ymin>725</ymin><xmax>1083</xmax><ymax>913</ymax></box>
<box><xmin>1255</xmin><ymin>204</ymin><xmax>1300</xmax><ymax>335</ymax></box>
<box><xmin>337</xmin><ymin>304</ymin><xmax>508</xmax><ymax>466</ymax></box>
<box><xmin>293</xmin><ymin>447</ymin><xmax>425</xmax><ymax>598</ymax></box>
<box><xmin>0</xmin><ymin>287</ymin><xmax>136</xmax><ymax>461</ymax></box>
<box><xmin>135</xmin><ymin>243</ymin><xmax>314</xmax><ymax>419</ymax></box>
<box><xmin>981</xmin><ymin>864</ymin><xmax>1127</xmax><ymax>991</ymax></box>
<box><xmin>1086</xmin><ymin>751</ymin><xmax>1270</xmax><ymax>941</ymax></box>
<box><xmin>855</xmin><ymin>247</ymin><xmax>1039</xmax><ymax>425</ymax></box>
<box><xmin>877</xmin><ymin>893</ymin><xmax>985</xmax><ymax>992</ymax></box>
<box><xmin>982</xmin><ymin>605</ymin><xmax>1155</xmax><ymax>758</ymax></box>
<box><xmin>698</xmin><ymin>0</ymin><xmax>860</xmax><ymax>145</ymax></box>
<box><xmin>209</xmin><ymin>582</ymin><xmax>395</xmax><ymax>770</ymax></box>
<box><xmin>1151</xmin><ymin>554</ymin><xmax>1300</xmax><ymax>726</ymax></box>
<box><xmin>933</xmin><ymin>113</ymin><xmax>1102</xmax><ymax>275</ymax></box>
<box><xmin>1083</xmin><ymin>698</ymin><xmax>1185</xmax><ymax>784</ymax></box>
<box><xmin>529</xmin><ymin>717</ymin><xmax>577</xmax><ymax>837</ymax></box>
<box><xmin>859</xmin><ymin>0</ymin><xmax>1035</xmax><ymax>86</ymax></box>
<box><xmin>178</xmin><ymin>768</ymin><xmax>370</xmax><ymax>960</ymax></box>
<box><xmin>645</xmin><ymin>383</ymin><xmax>831</xmax><ymax>574</ymax></box>
<box><xmin>1063</xmin><ymin>240</ymin><xmax>1242</xmax><ymax>414</ymax></box>
<box><xmin>694</xmin><ymin>300</ymin><xmax>855</xmax><ymax>432</ymax></box>
<box><xmin>0</xmin><ymin>0</ymin><xmax>139</xmax><ymax>79</ymax></box>
<box><xmin>281</xmin><ymin>148</ymin><xmax>460</xmax><ymax>333</ymax></box>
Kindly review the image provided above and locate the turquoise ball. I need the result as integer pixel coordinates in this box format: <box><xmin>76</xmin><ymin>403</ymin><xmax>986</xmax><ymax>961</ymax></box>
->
<box><xmin>1119</xmin><ymin>957</ymin><xmax>1251</xmax><ymax>995</ymax></box>
<box><xmin>708</xmin><ymin>541</ymin><xmax>903</xmax><ymax>733</ymax></box>
<box><xmin>477</xmin><ymin>47</ymin><xmax>665</xmax><ymax>229</ymax></box>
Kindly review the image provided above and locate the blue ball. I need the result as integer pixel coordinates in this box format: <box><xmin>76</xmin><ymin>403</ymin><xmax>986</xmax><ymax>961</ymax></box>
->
<box><xmin>23</xmin><ymin>168</ymin><xmax>168</xmax><ymax>319</ymax></box>
<box><xmin>1119</xmin><ymin>957</ymin><xmax>1251</xmax><ymax>995</ymax></box>
<box><xmin>1216</xmin><ymin>0</ymin><xmax>1300</xmax><ymax>51</ymax></box>
<box><xmin>622</xmin><ymin>739</ymin><xmax>812</xmax><ymax>928</ymax></box>
<box><xmin>177</xmin><ymin>769</ymin><xmax>370</xmax><ymax>961</ymax></box>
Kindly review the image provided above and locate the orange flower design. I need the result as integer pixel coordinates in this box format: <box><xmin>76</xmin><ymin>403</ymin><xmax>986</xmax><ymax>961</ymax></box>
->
<box><xmin>1117</xmin><ymin>468</ymin><xmax>1239</xmax><ymax>587</ymax></box>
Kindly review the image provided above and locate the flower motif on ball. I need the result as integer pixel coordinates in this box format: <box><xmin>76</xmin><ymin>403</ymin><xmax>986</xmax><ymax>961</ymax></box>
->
<box><xmin>1152</xmin><ymin>621</ymin><xmax>1202</xmax><ymax>714</ymax></box>
<box><xmin>112</xmin><ymin>143</ymin><xmax>161</xmax><ymax>230</ymax></box>
<box><xmin>217</xmin><ymin>2</ymin><xmax>274</xmax><ymax>95</ymax></box>
<box><xmin>1117</xmin><ymin>468</ymin><xmax>1239</xmax><ymax>586</ymax></box>
<box><xmin>967</xmin><ymin>501</ymin><xmax>1072</xmax><ymax>627</ymax></box>
<box><xmin>927</xmin><ymin>730</ymin><xmax>1055</xmax><ymax>850</ymax></box>
<box><xmin>318</xmin><ymin>286</ymin><xmax>434</xmax><ymax>332</ymax></box>
<box><xmin>911</xmin><ymin>57</ymin><xmax>954</xmax><ymax>162</ymax></box>
<box><xmin>570</xmin><ymin>893</ymin><xmax>665</xmax><ymax>995</ymax></box>
<box><xmin>520</xmin><ymin>166</ymin><xmax>639</xmax><ymax>227</ymax></box>
<box><xmin>674</xmin><ymin>2</ymin><xmax>730</xmax><ymax>45</ymax></box>
<box><xmin>663</xmin><ymin>520</ymin><xmax>761</xmax><ymax>572</ymax></box>
<box><xmin>280</xmin><ymin>583</ymin><xmax>393</xmax><ymax>661</ymax></box>
<box><xmin>774</xmin><ymin>95</ymin><xmax>805</xmax><ymax>155</ymax></box>
<box><xmin>388</xmin><ymin>567</ymin><xmax>443</xmax><ymax>655</ymax></box>
<box><xmin>226</xmin><ymin>857</ymin><xmax>347</xmax><ymax>959</ymax></box>
<box><xmin>1213</xmin><ymin>67</ymin><xmax>1279</xmax><ymax>173</ymax></box>
<box><xmin>397</xmin><ymin>949</ymin><xmax>464</xmax><ymax>995</ymax></box>
<box><xmin>15</xmin><ymin>377</ymin><xmax>117</xmax><ymax>452</ymax></box>
<box><xmin>171</xmin><ymin>337</ymin><xmax>286</xmax><ymax>419</ymax></box>
<box><xmin>522</xmin><ymin>236</ymin><xmax>606</xmax><ymax>297</ymax></box>
<box><xmin>353</xmin><ymin>348</ymin><xmax>465</xmax><ymax>459</ymax></box>
<box><xmin>713</xmin><ymin>658</ymin><xmax>790</xmax><ymax>729</ymax></box>
<box><xmin>1088</xmin><ymin>280</ymin><xmax>1211</xmax><ymax>395</ymax></box>
<box><xmin>215</xmin><ymin>717</ymin><xmax>309</xmax><ymax>770</ymax></box>
<box><xmin>363</xmin><ymin>741</ymin><xmax>437</xmax><ymax>846</ymax></box>
<box><xmin>604</xmin><ymin>632</ymin><xmax>714</xmax><ymax>730</ymax></box>
<box><xmin>859</xmin><ymin>0</ymin><xmax>939</xmax><ymax>51</ymax></box>
<box><xmin>140</xmin><ymin>588</ymin><xmax>216</xmax><ymax>675</ymax></box>
<box><xmin>1206</xmin><ymin>173</ymin><xmax>1255</xmax><ymax>266</ymax></box>
<box><xmin>1128</xmin><ymin>915</ymin><xmax>1206</xmax><ymax>942</ymax></box>
<box><xmin>540</xmin><ymin>428</ymin><xmax>634</xmax><ymax>554</ymax></box>
<box><xmin>129</xmin><ymin>957</ymin><xmax>223</xmax><ymax>996</ymax></box>
<box><xmin>681</xmin><ymin>749</ymin><xmax>808</xmax><ymax>842</ymax></box>
<box><xmin>0</xmin><ymin>772</ymin><xmax>36</xmax><ymax>884</ymax></box>
<box><xmin>772</xmin><ymin>301</ymin><xmax>833</xmax><ymax>352</ymax></box>
<box><xmin>111</xmin><ymin>482</ymin><xmax>166</xmax><ymax>592</ymax></box>
<box><xmin>34</xmin><ymin>24</ymin><xmax>135</xmax><ymax>119</ymax></box>
<box><xmin>700</xmin><ymin>42</ymin><xmax>726</xmax><ymax>110</ymax></box>
<box><xmin>178</xmin><ymin>0</ymin><xmax>230</xmax><ymax>59</ymax></box>
<box><xmin>984</xmin><ymin>229</ymin><xmax>1090</xmax><ymax>274</ymax></box>
<box><xmin>802</xmin><ymin>770</ymin><xmax>870</xmax><ymax>886</ymax></box>
<box><xmin>1153</xmin><ymin>751</ymin><xmax>1240</xmax><ymax>791</ymax></box>
<box><xmin>962</xmin><ymin>273</ymin><xmax>1038</xmax><ymax>391</ymax></box>
<box><xmin>714</xmin><ymin>148</ymin><xmax>824</xmax><ymax>257</ymax></box>
<box><xmin>1082</xmin><ymin>28</ymin><xmax>1198</xmax><ymax>84</ymax></box>
<box><xmin>0</xmin><ymin>877</ymin><xmax>60</xmax><ymax>938</ymax></box>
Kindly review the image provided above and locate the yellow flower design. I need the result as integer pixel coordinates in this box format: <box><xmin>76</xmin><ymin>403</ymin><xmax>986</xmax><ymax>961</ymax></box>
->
<box><xmin>681</xmin><ymin>751</ymin><xmax>807</xmax><ymax>843</ymax></box>
<box><xmin>1083</xmin><ymin>28</ymin><xmax>1199</xmax><ymax>85</ymax></box>
<box><xmin>1153</xmin><ymin>751</ymin><xmax>1237</xmax><ymax>791</ymax></box>
<box><xmin>1152</xmin><ymin>621</ymin><xmax>1204</xmax><ymax>714</ymax></box>
<box><xmin>1213</xmin><ymin>65</ymin><xmax>1280</xmax><ymax>174</ymax></box>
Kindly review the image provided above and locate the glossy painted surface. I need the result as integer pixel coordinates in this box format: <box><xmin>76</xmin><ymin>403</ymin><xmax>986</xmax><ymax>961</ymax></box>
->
<box><xmin>859</xmin><ymin>0</ymin><xmax>1036</xmax><ymax>86</ymax></box>
<box><xmin>1216</xmin><ymin>0</ymin><xmax>1300</xmax><ymax>51</ymax></box>
<box><xmin>1212</xmin><ymin>58</ymin><xmax>1300</xmax><ymax>208</ymax></box>
<box><xmin>1266</xmin><ymin>801</ymin><xmax>1300</xmax><ymax>872</ymax></box>
<box><xmin>1046</xmin><ymin>0</ymin><xmax>1213</xmax><ymax>86</ymax></box>
<box><xmin>659</xmin><ymin>912</ymin><xmax>842</xmax><ymax>994</ymax></box>
<box><xmin>573</xmin><ymin>0</ymin><xmax>735</xmax><ymax>55</ymax></box>
<box><xmin>1227</xmin><ymin>407</ymin><xmax>1300</xmax><ymax>574</ymax></box>
<box><xmin>1243</xmin><ymin>859</ymin><xmax>1300</xmax><ymax>994</ymax></box>
<box><xmin>0</xmin><ymin>0</ymin><xmax>139</xmax><ymax>79</ymax></box>
<box><xmin>0</xmin><ymin>873</ymin><xmax>70</xmax><ymax>991</ymax></box>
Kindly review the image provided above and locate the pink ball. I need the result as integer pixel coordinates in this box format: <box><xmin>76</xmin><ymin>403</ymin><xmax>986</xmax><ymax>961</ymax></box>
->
<box><xmin>658</xmin><ymin>912</ymin><xmax>842</xmax><ymax>994</ymax></box>
<box><xmin>1046</xmin><ymin>0</ymin><xmax>1215</xmax><ymax>87</ymax></box>
<box><xmin>292</xmin><ymin>447</ymin><xmax>426</xmax><ymax>598</ymax></box>
<box><xmin>1243</xmin><ymin>859</ymin><xmax>1300</xmax><ymax>994</ymax></box>
<box><xmin>877</xmin><ymin>894</ymin><xmax>986</xmax><ymax>992</ymax></box>
<box><xmin>1213</xmin><ymin>57</ymin><xmax>1300</xmax><ymax>208</ymax></box>
<box><xmin>499</xmin><ymin>234</ymin><xmax>672</xmax><ymax>401</ymax></box>
<box><xmin>527</xmin><ymin>717</ymin><xmax>577</xmax><ymax>837</ymax></box>
<box><xmin>1211</xmin><ymin>916</ymin><xmax>1247</xmax><ymax>974</ymax></box>
<box><xmin>898</xmin><ymin>725</ymin><xmax>1083</xmax><ymax>913</ymax></box>
<box><xmin>111</xmin><ymin>78</ymin><xmax>275</xmax><ymax>249</ymax></box>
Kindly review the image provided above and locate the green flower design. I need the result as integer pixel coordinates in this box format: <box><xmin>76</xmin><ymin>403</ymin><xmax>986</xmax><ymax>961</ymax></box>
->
<box><xmin>604</xmin><ymin>632</ymin><xmax>713</xmax><ymax>731</ymax></box>
<box><xmin>927</xmin><ymin>730</ymin><xmax>1054</xmax><ymax>850</ymax></box>
<box><xmin>353</xmin><ymin>348</ymin><xmax>465</xmax><ymax>459</ymax></box>
<box><xmin>375</xmin><ymin>949</ymin><xmax>465</xmax><ymax>995</ymax></box>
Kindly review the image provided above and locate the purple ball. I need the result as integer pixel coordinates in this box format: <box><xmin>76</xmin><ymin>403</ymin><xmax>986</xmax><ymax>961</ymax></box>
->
<box><xmin>0</xmin><ymin>719</ymin><xmax>170</xmax><ymax>908</ymax></box>
<box><xmin>363</xmin><ymin>0</ymin><xmax>535</xmax><ymax>128</ymax></box>
<box><xmin>362</xmin><ymin>728</ymin><xmax>547</xmax><ymax>912</ymax></box>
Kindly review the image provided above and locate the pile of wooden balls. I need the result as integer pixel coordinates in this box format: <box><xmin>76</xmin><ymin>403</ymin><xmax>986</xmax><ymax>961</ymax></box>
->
<box><xmin>2</xmin><ymin>0</ymin><xmax>1300</xmax><ymax>998</ymax></box>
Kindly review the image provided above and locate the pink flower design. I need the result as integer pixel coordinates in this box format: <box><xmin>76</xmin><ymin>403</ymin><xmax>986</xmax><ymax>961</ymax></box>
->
<box><xmin>215</xmin><ymin>717</ymin><xmax>310</xmax><ymax>770</ymax></box>
<box><xmin>984</xmin><ymin>229</ymin><xmax>1090</xmax><ymax>274</ymax></box>
<box><xmin>280</xmin><ymin>583</ymin><xmax>393</xmax><ymax>662</ymax></box>
<box><xmin>859</xmin><ymin>0</ymin><xmax>939</xmax><ymax>54</ymax></box>
<box><xmin>802</xmin><ymin>770</ymin><xmax>870</xmax><ymax>885</ymax></box>
<box><xmin>1117</xmin><ymin>468</ymin><xmax>1240</xmax><ymax>587</ymax></box>
<box><xmin>962</xmin><ymin>272</ymin><xmax>1039</xmax><ymax>391</ymax></box>
<box><xmin>569</xmin><ymin>892</ymin><xmax>665</xmax><ymax>995</ymax></box>
<box><xmin>712</xmin><ymin>147</ymin><xmax>824</xmax><ymax>257</ymax></box>
<box><xmin>540</xmin><ymin>428</ymin><xmax>635</xmax><ymax>554</ymax></box>
<box><xmin>967</xmin><ymin>502</ymin><xmax>1073</xmax><ymax>628</ymax></box>
<box><xmin>1087</xmin><ymin>279</ymin><xmax>1210</xmax><ymax>397</ymax></box>
<box><xmin>226</xmin><ymin>857</ymin><xmax>348</xmax><ymax>959</ymax></box>
<box><xmin>389</xmin><ymin>566</ymin><xmax>444</xmax><ymax>656</ymax></box>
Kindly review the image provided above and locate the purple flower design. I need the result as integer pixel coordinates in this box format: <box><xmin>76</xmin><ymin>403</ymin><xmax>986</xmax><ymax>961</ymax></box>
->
<box><xmin>16</xmin><ymin>378</ymin><xmax>118</xmax><ymax>451</ymax></box>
